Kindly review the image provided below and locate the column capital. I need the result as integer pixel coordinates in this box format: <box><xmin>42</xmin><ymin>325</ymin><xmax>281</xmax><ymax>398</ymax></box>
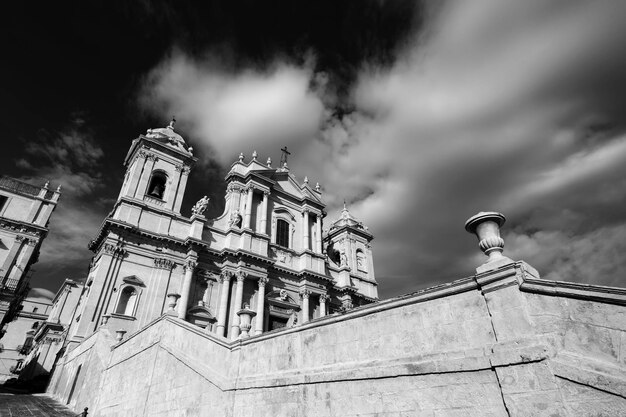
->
<box><xmin>184</xmin><ymin>259</ymin><xmax>198</xmax><ymax>271</ymax></box>
<box><xmin>219</xmin><ymin>271</ymin><xmax>233</xmax><ymax>283</ymax></box>
<box><xmin>263</xmin><ymin>190</ymin><xmax>271</xmax><ymax>196</ymax></box>
<box><xmin>258</xmin><ymin>276</ymin><xmax>269</xmax><ymax>287</ymax></box>
<box><xmin>236</xmin><ymin>271</ymin><xmax>247</xmax><ymax>282</ymax></box>
<box><xmin>319</xmin><ymin>293</ymin><xmax>330</xmax><ymax>302</ymax></box>
<box><xmin>299</xmin><ymin>289</ymin><xmax>312</xmax><ymax>299</ymax></box>
<box><xmin>154</xmin><ymin>258</ymin><xmax>176</xmax><ymax>270</ymax></box>
<box><xmin>301</xmin><ymin>208</ymin><xmax>310</xmax><ymax>215</ymax></box>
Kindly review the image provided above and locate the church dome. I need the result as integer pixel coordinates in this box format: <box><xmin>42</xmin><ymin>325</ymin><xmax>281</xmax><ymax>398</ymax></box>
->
<box><xmin>329</xmin><ymin>203</ymin><xmax>369</xmax><ymax>233</ymax></box>
<box><xmin>144</xmin><ymin>119</ymin><xmax>191</xmax><ymax>154</ymax></box>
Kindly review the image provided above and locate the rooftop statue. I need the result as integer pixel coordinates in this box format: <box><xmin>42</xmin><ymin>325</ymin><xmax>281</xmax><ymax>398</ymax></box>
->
<box><xmin>191</xmin><ymin>195</ymin><xmax>209</xmax><ymax>216</ymax></box>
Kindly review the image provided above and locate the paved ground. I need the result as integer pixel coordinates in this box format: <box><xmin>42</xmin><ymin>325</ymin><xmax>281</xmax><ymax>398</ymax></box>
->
<box><xmin>0</xmin><ymin>392</ymin><xmax>80</xmax><ymax>417</ymax></box>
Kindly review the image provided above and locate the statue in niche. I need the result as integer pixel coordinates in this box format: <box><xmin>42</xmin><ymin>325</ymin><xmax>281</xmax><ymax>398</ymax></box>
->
<box><xmin>356</xmin><ymin>250</ymin><xmax>367</xmax><ymax>272</ymax></box>
<box><xmin>191</xmin><ymin>195</ymin><xmax>209</xmax><ymax>216</ymax></box>
<box><xmin>228</xmin><ymin>209</ymin><xmax>243</xmax><ymax>228</ymax></box>
<box><xmin>340</xmin><ymin>249</ymin><xmax>348</xmax><ymax>267</ymax></box>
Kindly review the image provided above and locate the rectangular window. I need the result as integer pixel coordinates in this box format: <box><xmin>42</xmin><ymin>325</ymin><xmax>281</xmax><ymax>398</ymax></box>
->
<box><xmin>0</xmin><ymin>195</ymin><xmax>7</xmax><ymax>213</ymax></box>
<box><xmin>276</xmin><ymin>219</ymin><xmax>290</xmax><ymax>248</ymax></box>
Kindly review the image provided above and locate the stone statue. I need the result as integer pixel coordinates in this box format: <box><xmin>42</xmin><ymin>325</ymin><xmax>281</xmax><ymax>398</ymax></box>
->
<box><xmin>191</xmin><ymin>196</ymin><xmax>209</xmax><ymax>216</ymax></box>
<box><xmin>340</xmin><ymin>249</ymin><xmax>348</xmax><ymax>267</ymax></box>
<box><xmin>356</xmin><ymin>251</ymin><xmax>367</xmax><ymax>272</ymax></box>
<box><xmin>228</xmin><ymin>209</ymin><xmax>242</xmax><ymax>228</ymax></box>
<box><xmin>279</xmin><ymin>289</ymin><xmax>288</xmax><ymax>301</ymax></box>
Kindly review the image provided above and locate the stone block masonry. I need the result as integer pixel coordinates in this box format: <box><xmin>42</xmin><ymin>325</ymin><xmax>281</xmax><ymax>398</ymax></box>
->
<box><xmin>47</xmin><ymin>260</ymin><xmax>626</xmax><ymax>416</ymax></box>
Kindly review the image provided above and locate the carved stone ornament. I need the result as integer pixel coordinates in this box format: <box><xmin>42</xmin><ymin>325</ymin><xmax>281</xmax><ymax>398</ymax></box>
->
<box><xmin>271</xmin><ymin>248</ymin><xmax>292</xmax><ymax>266</ymax></box>
<box><xmin>279</xmin><ymin>289</ymin><xmax>289</xmax><ymax>301</ymax></box>
<box><xmin>104</xmin><ymin>242</ymin><xmax>126</xmax><ymax>257</ymax></box>
<box><xmin>299</xmin><ymin>289</ymin><xmax>311</xmax><ymax>299</ymax></box>
<box><xmin>154</xmin><ymin>258</ymin><xmax>176</xmax><ymax>270</ymax></box>
<box><xmin>258</xmin><ymin>276</ymin><xmax>269</xmax><ymax>287</ymax></box>
<box><xmin>184</xmin><ymin>259</ymin><xmax>198</xmax><ymax>271</ymax></box>
<box><xmin>220</xmin><ymin>271</ymin><xmax>233</xmax><ymax>283</ymax></box>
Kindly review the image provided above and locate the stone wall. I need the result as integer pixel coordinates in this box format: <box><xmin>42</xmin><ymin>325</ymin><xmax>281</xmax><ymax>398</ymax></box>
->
<box><xmin>48</xmin><ymin>261</ymin><xmax>626</xmax><ymax>416</ymax></box>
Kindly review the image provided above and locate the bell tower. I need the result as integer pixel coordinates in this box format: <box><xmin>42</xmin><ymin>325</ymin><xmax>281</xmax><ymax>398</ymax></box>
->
<box><xmin>324</xmin><ymin>203</ymin><xmax>377</xmax><ymax>300</ymax></box>
<box><xmin>118</xmin><ymin>119</ymin><xmax>196</xmax><ymax>214</ymax></box>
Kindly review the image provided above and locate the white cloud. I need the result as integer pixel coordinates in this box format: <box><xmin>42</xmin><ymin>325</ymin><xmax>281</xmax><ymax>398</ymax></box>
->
<box><xmin>141</xmin><ymin>53</ymin><xmax>326</xmax><ymax>165</ymax></box>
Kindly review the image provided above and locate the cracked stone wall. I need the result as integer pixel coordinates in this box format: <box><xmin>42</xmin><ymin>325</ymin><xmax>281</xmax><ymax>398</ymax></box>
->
<box><xmin>48</xmin><ymin>262</ymin><xmax>626</xmax><ymax>416</ymax></box>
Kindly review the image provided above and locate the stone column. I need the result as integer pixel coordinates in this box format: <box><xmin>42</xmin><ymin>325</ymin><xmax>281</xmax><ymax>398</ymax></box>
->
<box><xmin>216</xmin><ymin>272</ymin><xmax>232</xmax><ymax>337</ymax></box>
<box><xmin>302</xmin><ymin>209</ymin><xmax>310</xmax><ymax>251</ymax></box>
<box><xmin>300</xmin><ymin>289</ymin><xmax>311</xmax><ymax>323</ymax></box>
<box><xmin>202</xmin><ymin>277</ymin><xmax>215</xmax><ymax>306</ymax></box>
<box><xmin>255</xmin><ymin>277</ymin><xmax>269</xmax><ymax>335</ymax></box>
<box><xmin>315</xmin><ymin>214</ymin><xmax>322</xmax><ymax>253</ymax></box>
<box><xmin>230</xmin><ymin>272</ymin><xmax>246</xmax><ymax>339</ymax></box>
<box><xmin>243</xmin><ymin>187</ymin><xmax>254</xmax><ymax>229</ymax></box>
<box><xmin>319</xmin><ymin>294</ymin><xmax>329</xmax><ymax>317</ymax></box>
<box><xmin>259</xmin><ymin>191</ymin><xmax>270</xmax><ymax>235</ymax></box>
<box><xmin>178</xmin><ymin>259</ymin><xmax>197</xmax><ymax>319</ymax></box>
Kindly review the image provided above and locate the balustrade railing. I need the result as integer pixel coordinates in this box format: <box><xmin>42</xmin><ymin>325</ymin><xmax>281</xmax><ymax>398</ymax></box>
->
<box><xmin>0</xmin><ymin>177</ymin><xmax>41</xmax><ymax>196</ymax></box>
<box><xmin>0</xmin><ymin>278</ymin><xmax>20</xmax><ymax>292</ymax></box>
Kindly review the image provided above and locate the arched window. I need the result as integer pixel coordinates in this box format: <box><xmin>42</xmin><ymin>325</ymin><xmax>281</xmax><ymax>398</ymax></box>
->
<box><xmin>356</xmin><ymin>249</ymin><xmax>368</xmax><ymax>272</ymax></box>
<box><xmin>276</xmin><ymin>219</ymin><xmax>290</xmax><ymax>248</ymax></box>
<box><xmin>115</xmin><ymin>286</ymin><xmax>138</xmax><ymax>316</ymax></box>
<box><xmin>147</xmin><ymin>171</ymin><xmax>167</xmax><ymax>200</ymax></box>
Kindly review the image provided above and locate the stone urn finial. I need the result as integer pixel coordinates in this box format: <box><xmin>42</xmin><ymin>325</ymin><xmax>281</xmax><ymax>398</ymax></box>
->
<box><xmin>465</xmin><ymin>211</ymin><xmax>513</xmax><ymax>272</ymax></box>
<box><xmin>236</xmin><ymin>304</ymin><xmax>257</xmax><ymax>339</ymax></box>
<box><xmin>166</xmin><ymin>293</ymin><xmax>181</xmax><ymax>316</ymax></box>
<box><xmin>115</xmin><ymin>329</ymin><xmax>127</xmax><ymax>342</ymax></box>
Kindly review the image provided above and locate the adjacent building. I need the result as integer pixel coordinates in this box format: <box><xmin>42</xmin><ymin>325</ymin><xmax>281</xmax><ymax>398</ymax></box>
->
<box><xmin>0</xmin><ymin>177</ymin><xmax>60</xmax><ymax>336</ymax></box>
<box><xmin>0</xmin><ymin>292</ymin><xmax>52</xmax><ymax>382</ymax></box>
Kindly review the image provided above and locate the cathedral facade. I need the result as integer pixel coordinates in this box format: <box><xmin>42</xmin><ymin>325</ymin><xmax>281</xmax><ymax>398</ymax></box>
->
<box><xmin>67</xmin><ymin>121</ymin><xmax>377</xmax><ymax>347</ymax></box>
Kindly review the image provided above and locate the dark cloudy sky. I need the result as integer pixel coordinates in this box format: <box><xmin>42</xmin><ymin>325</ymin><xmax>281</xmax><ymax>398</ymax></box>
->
<box><xmin>3</xmin><ymin>0</ymin><xmax>626</xmax><ymax>299</ymax></box>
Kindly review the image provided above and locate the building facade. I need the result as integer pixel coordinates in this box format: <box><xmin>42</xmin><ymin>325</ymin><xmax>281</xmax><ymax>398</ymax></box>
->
<box><xmin>0</xmin><ymin>293</ymin><xmax>52</xmax><ymax>383</ymax></box>
<box><xmin>65</xmin><ymin>122</ymin><xmax>377</xmax><ymax>349</ymax></box>
<box><xmin>0</xmin><ymin>177</ymin><xmax>60</xmax><ymax>336</ymax></box>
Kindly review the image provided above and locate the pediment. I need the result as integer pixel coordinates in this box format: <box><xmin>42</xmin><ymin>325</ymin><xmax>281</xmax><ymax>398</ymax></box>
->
<box><xmin>266</xmin><ymin>289</ymin><xmax>299</xmax><ymax>307</ymax></box>
<box><xmin>187</xmin><ymin>305</ymin><xmax>215</xmax><ymax>318</ymax></box>
<box><xmin>122</xmin><ymin>275</ymin><xmax>145</xmax><ymax>287</ymax></box>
